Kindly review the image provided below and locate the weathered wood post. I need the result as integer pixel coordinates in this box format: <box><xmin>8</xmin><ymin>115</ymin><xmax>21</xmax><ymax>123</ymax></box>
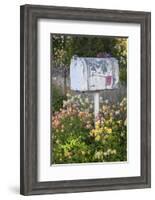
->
<box><xmin>64</xmin><ymin>66</ymin><xmax>67</xmax><ymax>95</ymax></box>
<box><xmin>94</xmin><ymin>92</ymin><xmax>100</xmax><ymax>120</ymax></box>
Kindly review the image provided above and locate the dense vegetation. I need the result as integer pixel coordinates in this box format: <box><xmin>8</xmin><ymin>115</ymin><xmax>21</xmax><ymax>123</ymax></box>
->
<box><xmin>52</xmin><ymin>94</ymin><xmax>127</xmax><ymax>164</ymax></box>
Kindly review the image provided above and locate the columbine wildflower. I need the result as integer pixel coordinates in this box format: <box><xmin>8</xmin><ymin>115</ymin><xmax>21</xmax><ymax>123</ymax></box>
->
<box><xmin>104</xmin><ymin>127</ymin><xmax>112</xmax><ymax>134</ymax></box>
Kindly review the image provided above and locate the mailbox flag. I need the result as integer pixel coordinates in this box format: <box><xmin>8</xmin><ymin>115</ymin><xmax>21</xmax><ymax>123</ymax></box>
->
<box><xmin>106</xmin><ymin>76</ymin><xmax>112</xmax><ymax>86</ymax></box>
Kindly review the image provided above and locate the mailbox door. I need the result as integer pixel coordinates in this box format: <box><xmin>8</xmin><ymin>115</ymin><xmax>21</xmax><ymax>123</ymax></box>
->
<box><xmin>87</xmin><ymin>58</ymin><xmax>114</xmax><ymax>91</ymax></box>
<box><xmin>89</xmin><ymin>74</ymin><xmax>113</xmax><ymax>90</ymax></box>
<box><xmin>89</xmin><ymin>75</ymin><xmax>106</xmax><ymax>90</ymax></box>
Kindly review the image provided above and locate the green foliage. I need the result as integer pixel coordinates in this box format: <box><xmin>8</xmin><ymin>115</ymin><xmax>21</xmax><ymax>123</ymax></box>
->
<box><xmin>52</xmin><ymin>35</ymin><xmax>127</xmax><ymax>84</ymax></box>
<box><xmin>52</xmin><ymin>115</ymin><xmax>92</xmax><ymax>163</ymax></box>
<box><xmin>52</xmin><ymin>85</ymin><xmax>66</xmax><ymax>112</ymax></box>
<box><xmin>52</xmin><ymin>95</ymin><xmax>127</xmax><ymax>164</ymax></box>
<box><xmin>119</xmin><ymin>67</ymin><xmax>127</xmax><ymax>84</ymax></box>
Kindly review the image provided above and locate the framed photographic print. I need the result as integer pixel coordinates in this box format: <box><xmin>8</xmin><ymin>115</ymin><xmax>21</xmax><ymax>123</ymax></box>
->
<box><xmin>20</xmin><ymin>4</ymin><xmax>151</xmax><ymax>195</ymax></box>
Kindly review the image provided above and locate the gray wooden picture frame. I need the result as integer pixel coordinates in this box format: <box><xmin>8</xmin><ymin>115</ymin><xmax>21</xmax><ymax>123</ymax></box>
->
<box><xmin>20</xmin><ymin>4</ymin><xmax>151</xmax><ymax>195</ymax></box>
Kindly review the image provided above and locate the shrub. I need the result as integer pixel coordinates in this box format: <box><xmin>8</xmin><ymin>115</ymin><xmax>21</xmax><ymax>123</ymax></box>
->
<box><xmin>90</xmin><ymin>98</ymin><xmax>127</xmax><ymax>161</ymax></box>
<box><xmin>52</xmin><ymin>85</ymin><xmax>66</xmax><ymax>112</ymax></box>
<box><xmin>52</xmin><ymin>105</ymin><xmax>93</xmax><ymax>163</ymax></box>
<box><xmin>52</xmin><ymin>94</ymin><xmax>127</xmax><ymax>164</ymax></box>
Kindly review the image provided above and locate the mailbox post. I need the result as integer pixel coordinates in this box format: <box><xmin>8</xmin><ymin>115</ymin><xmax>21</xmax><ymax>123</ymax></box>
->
<box><xmin>70</xmin><ymin>56</ymin><xmax>119</xmax><ymax>124</ymax></box>
<box><xmin>94</xmin><ymin>92</ymin><xmax>100</xmax><ymax>119</ymax></box>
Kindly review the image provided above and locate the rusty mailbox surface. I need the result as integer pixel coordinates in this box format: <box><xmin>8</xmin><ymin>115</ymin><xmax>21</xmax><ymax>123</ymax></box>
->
<box><xmin>70</xmin><ymin>56</ymin><xmax>119</xmax><ymax>92</ymax></box>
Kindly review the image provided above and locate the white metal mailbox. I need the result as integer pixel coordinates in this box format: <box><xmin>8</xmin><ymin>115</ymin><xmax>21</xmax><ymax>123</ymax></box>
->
<box><xmin>70</xmin><ymin>56</ymin><xmax>119</xmax><ymax>92</ymax></box>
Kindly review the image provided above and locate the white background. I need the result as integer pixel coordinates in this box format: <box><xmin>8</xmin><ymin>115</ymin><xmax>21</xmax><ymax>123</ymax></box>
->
<box><xmin>38</xmin><ymin>20</ymin><xmax>140</xmax><ymax>181</ymax></box>
<box><xmin>0</xmin><ymin>0</ymin><xmax>153</xmax><ymax>199</ymax></box>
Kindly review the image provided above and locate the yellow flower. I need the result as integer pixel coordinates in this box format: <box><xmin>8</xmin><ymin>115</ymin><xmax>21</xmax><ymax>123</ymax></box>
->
<box><xmin>117</xmin><ymin>120</ymin><xmax>122</xmax><ymax>125</ymax></box>
<box><xmin>109</xmin><ymin>117</ymin><xmax>113</xmax><ymax>123</ymax></box>
<box><xmin>111</xmin><ymin>149</ymin><xmax>117</xmax><ymax>154</ymax></box>
<box><xmin>94</xmin><ymin>151</ymin><xmax>103</xmax><ymax>159</ymax></box>
<box><xmin>90</xmin><ymin>129</ymin><xmax>95</xmax><ymax>136</ymax></box>
<box><xmin>102</xmin><ymin>105</ymin><xmax>107</xmax><ymax>111</ymax></box>
<box><xmin>95</xmin><ymin>135</ymin><xmax>101</xmax><ymax>141</ymax></box>
<box><xmin>81</xmin><ymin>151</ymin><xmax>85</xmax><ymax>155</ymax></box>
<box><xmin>95</xmin><ymin>121</ymin><xmax>100</xmax><ymax>128</ymax></box>
<box><xmin>104</xmin><ymin>127</ymin><xmax>112</xmax><ymax>134</ymax></box>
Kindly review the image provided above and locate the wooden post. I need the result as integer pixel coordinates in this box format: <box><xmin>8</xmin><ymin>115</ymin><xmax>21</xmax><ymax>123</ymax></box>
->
<box><xmin>64</xmin><ymin>67</ymin><xmax>67</xmax><ymax>95</ymax></box>
<box><xmin>94</xmin><ymin>92</ymin><xmax>100</xmax><ymax>123</ymax></box>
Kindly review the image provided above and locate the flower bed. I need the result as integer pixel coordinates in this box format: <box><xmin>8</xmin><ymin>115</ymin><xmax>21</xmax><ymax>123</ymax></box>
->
<box><xmin>52</xmin><ymin>94</ymin><xmax>127</xmax><ymax>164</ymax></box>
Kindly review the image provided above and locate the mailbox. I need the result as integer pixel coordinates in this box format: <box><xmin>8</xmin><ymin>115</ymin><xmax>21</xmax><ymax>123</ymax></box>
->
<box><xmin>70</xmin><ymin>56</ymin><xmax>119</xmax><ymax>92</ymax></box>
